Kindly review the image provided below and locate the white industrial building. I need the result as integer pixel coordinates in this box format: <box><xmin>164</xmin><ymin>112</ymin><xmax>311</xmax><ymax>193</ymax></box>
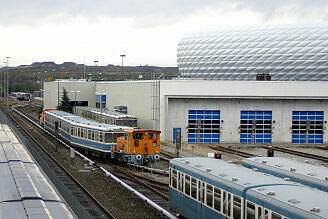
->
<box><xmin>44</xmin><ymin>80</ymin><xmax>328</xmax><ymax>144</ymax></box>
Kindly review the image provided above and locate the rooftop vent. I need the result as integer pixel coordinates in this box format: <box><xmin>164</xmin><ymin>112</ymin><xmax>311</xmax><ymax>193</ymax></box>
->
<box><xmin>253</xmin><ymin>168</ymin><xmax>259</xmax><ymax>172</ymax></box>
<box><xmin>284</xmin><ymin>177</ymin><xmax>291</xmax><ymax>181</ymax></box>
<box><xmin>305</xmin><ymin>160</ymin><xmax>310</xmax><ymax>163</ymax></box>
<box><xmin>288</xmin><ymin>199</ymin><xmax>300</xmax><ymax>204</ymax></box>
<box><xmin>311</xmin><ymin>207</ymin><xmax>320</xmax><ymax>213</ymax></box>
<box><xmin>184</xmin><ymin>160</ymin><xmax>190</xmax><ymax>164</ymax></box>
<box><xmin>232</xmin><ymin>177</ymin><xmax>238</xmax><ymax>182</ymax></box>
<box><xmin>219</xmin><ymin>173</ymin><xmax>227</xmax><ymax>177</ymax></box>
<box><xmin>228</xmin><ymin>160</ymin><xmax>233</xmax><ymax>163</ymax></box>
<box><xmin>267</xmin><ymin>191</ymin><xmax>276</xmax><ymax>196</ymax></box>
<box><xmin>274</xmin><ymin>164</ymin><xmax>282</xmax><ymax>167</ymax></box>
<box><xmin>290</xmin><ymin>167</ymin><xmax>296</xmax><ymax>172</ymax></box>
<box><xmin>262</xmin><ymin>160</ymin><xmax>267</xmax><ymax>163</ymax></box>
<box><xmin>206</xmin><ymin>168</ymin><xmax>212</xmax><ymax>172</ymax></box>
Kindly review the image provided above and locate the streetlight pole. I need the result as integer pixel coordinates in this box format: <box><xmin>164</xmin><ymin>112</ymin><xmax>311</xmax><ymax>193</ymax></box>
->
<box><xmin>94</xmin><ymin>60</ymin><xmax>98</xmax><ymax>80</ymax></box>
<box><xmin>120</xmin><ymin>54</ymin><xmax>126</xmax><ymax>80</ymax></box>
<box><xmin>3</xmin><ymin>62</ymin><xmax>7</xmax><ymax>106</ymax></box>
<box><xmin>5</xmin><ymin>57</ymin><xmax>10</xmax><ymax>106</ymax></box>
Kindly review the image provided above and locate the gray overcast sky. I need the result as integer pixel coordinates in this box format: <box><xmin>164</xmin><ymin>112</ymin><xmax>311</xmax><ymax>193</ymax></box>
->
<box><xmin>1</xmin><ymin>0</ymin><xmax>328</xmax><ymax>67</ymax></box>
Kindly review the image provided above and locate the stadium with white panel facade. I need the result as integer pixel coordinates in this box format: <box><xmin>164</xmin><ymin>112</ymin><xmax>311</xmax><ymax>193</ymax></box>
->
<box><xmin>44</xmin><ymin>23</ymin><xmax>328</xmax><ymax>145</ymax></box>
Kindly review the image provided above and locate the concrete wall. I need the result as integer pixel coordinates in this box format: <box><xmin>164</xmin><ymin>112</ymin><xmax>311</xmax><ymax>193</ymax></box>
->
<box><xmin>96</xmin><ymin>81</ymin><xmax>155</xmax><ymax>129</ymax></box>
<box><xmin>166</xmin><ymin>98</ymin><xmax>328</xmax><ymax>143</ymax></box>
<box><xmin>44</xmin><ymin>81</ymin><xmax>96</xmax><ymax>109</ymax></box>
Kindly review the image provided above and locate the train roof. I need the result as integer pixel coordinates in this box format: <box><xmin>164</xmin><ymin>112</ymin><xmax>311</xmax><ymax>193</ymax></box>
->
<box><xmin>243</xmin><ymin>157</ymin><xmax>328</xmax><ymax>187</ymax></box>
<box><xmin>75</xmin><ymin>106</ymin><xmax>137</xmax><ymax>119</ymax></box>
<box><xmin>46</xmin><ymin>110</ymin><xmax>133</xmax><ymax>131</ymax></box>
<box><xmin>0</xmin><ymin>124</ymin><xmax>75</xmax><ymax>218</ymax></box>
<box><xmin>170</xmin><ymin>157</ymin><xmax>328</xmax><ymax>218</ymax></box>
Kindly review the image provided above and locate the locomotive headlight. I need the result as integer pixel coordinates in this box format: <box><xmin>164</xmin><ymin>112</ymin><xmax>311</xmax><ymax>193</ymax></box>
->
<box><xmin>136</xmin><ymin>154</ymin><xmax>142</xmax><ymax>160</ymax></box>
<box><xmin>154</xmin><ymin>154</ymin><xmax>160</xmax><ymax>160</ymax></box>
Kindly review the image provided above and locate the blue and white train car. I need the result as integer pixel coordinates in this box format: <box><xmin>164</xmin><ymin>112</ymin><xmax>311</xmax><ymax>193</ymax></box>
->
<box><xmin>0</xmin><ymin>123</ymin><xmax>75</xmax><ymax>218</ymax></box>
<box><xmin>43</xmin><ymin>110</ymin><xmax>133</xmax><ymax>155</ymax></box>
<box><xmin>169</xmin><ymin>157</ymin><xmax>328</xmax><ymax>219</ymax></box>
<box><xmin>242</xmin><ymin>157</ymin><xmax>328</xmax><ymax>192</ymax></box>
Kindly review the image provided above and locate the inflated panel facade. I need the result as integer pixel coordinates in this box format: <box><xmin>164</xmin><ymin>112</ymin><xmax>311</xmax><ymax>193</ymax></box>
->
<box><xmin>177</xmin><ymin>23</ymin><xmax>328</xmax><ymax>80</ymax></box>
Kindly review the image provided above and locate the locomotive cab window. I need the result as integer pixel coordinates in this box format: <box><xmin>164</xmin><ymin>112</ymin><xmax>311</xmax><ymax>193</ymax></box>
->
<box><xmin>149</xmin><ymin>133</ymin><xmax>159</xmax><ymax>140</ymax></box>
<box><xmin>133</xmin><ymin>133</ymin><xmax>143</xmax><ymax>139</ymax></box>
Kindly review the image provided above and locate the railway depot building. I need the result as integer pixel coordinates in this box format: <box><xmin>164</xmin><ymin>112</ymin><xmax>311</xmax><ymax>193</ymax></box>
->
<box><xmin>44</xmin><ymin>80</ymin><xmax>328</xmax><ymax>144</ymax></box>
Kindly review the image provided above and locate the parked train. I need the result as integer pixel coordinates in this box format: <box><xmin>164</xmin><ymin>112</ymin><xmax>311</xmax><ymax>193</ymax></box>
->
<box><xmin>73</xmin><ymin>106</ymin><xmax>138</xmax><ymax>127</ymax></box>
<box><xmin>41</xmin><ymin>109</ymin><xmax>160</xmax><ymax>165</ymax></box>
<box><xmin>169</xmin><ymin>157</ymin><xmax>328</xmax><ymax>219</ymax></box>
<box><xmin>242</xmin><ymin>156</ymin><xmax>328</xmax><ymax>192</ymax></box>
<box><xmin>10</xmin><ymin>92</ymin><xmax>31</xmax><ymax>101</ymax></box>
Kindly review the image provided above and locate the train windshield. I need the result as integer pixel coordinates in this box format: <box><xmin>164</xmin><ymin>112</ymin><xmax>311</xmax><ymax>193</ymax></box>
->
<box><xmin>148</xmin><ymin>133</ymin><xmax>159</xmax><ymax>140</ymax></box>
<box><xmin>133</xmin><ymin>132</ymin><xmax>143</xmax><ymax>140</ymax></box>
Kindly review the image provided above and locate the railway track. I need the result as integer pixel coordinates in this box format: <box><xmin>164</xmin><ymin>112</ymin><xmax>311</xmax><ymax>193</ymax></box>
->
<box><xmin>262</xmin><ymin>146</ymin><xmax>328</xmax><ymax>163</ymax></box>
<box><xmin>208</xmin><ymin>145</ymin><xmax>255</xmax><ymax>158</ymax></box>
<box><xmin>13</xmin><ymin>105</ymin><xmax>176</xmax><ymax>218</ymax></box>
<box><xmin>3</xmin><ymin>106</ymin><xmax>115</xmax><ymax>219</ymax></box>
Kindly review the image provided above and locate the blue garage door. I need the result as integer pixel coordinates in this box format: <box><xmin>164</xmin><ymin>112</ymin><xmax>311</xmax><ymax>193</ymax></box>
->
<box><xmin>240</xmin><ymin>111</ymin><xmax>272</xmax><ymax>143</ymax></box>
<box><xmin>188</xmin><ymin>110</ymin><xmax>220</xmax><ymax>143</ymax></box>
<box><xmin>292</xmin><ymin>111</ymin><xmax>323</xmax><ymax>144</ymax></box>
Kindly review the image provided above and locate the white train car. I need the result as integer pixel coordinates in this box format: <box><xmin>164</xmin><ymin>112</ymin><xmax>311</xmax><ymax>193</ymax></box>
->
<box><xmin>0</xmin><ymin>124</ymin><xmax>76</xmax><ymax>218</ymax></box>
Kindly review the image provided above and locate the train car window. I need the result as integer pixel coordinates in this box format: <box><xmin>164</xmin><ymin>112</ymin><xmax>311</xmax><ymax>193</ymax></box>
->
<box><xmin>227</xmin><ymin>193</ymin><xmax>232</xmax><ymax>217</ymax></box>
<box><xmin>191</xmin><ymin>178</ymin><xmax>197</xmax><ymax>199</ymax></box>
<box><xmin>271</xmin><ymin>212</ymin><xmax>283</xmax><ymax>219</ymax></box>
<box><xmin>133</xmin><ymin>133</ymin><xmax>144</xmax><ymax>140</ymax></box>
<box><xmin>246</xmin><ymin>201</ymin><xmax>256</xmax><ymax>219</ymax></box>
<box><xmin>258</xmin><ymin>207</ymin><xmax>263</xmax><ymax>219</ymax></box>
<box><xmin>78</xmin><ymin>128</ymin><xmax>81</xmax><ymax>137</ymax></box>
<box><xmin>149</xmin><ymin>133</ymin><xmax>159</xmax><ymax>140</ymax></box>
<box><xmin>105</xmin><ymin>133</ymin><xmax>113</xmax><ymax>143</ymax></box>
<box><xmin>92</xmin><ymin>131</ymin><xmax>95</xmax><ymax>140</ymax></box>
<box><xmin>206</xmin><ymin>184</ymin><xmax>213</xmax><ymax>208</ymax></box>
<box><xmin>185</xmin><ymin>175</ymin><xmax>191</xmax><ymax>196</ymax></box>
<box><xmin>81</xmin><ymin>128</ymin><xmax>84</xmax><ymax>138</ymax></box>
<box><xmin>233</xmin><ymin>196</ymin><xmax>242</xmax><ymax>219</ymax></box>
<box><xmin>99</xmin><ymin>132</ymin><xmax>103</xmax><ymax>142</ymax></box>
<box><xmin>71</xmin><ymin>127</ymin><xmax>74</xmax><ymax>135</ymax></box>
<box><xmin>264</xmin><ymin>209</ymin><xmax>269</xmax><ymax>219</ymax></box>
<box><xmin>177</xmin><ymin>172</ymin><xmax>181</xmax><ymax>191</ymax></box>
<box><xmin>172</xmin><ymin>170</ymin><xmax>177</xmax><ymax>189</ymax></box>
<box><xmin>222</xmin><ymin>192</ymin><xmax>227</xmax><ymax>215</ymax></box>
<box><xmin>214</xmin><ymin>187</ymin><xmax>222</xmax><ymax>212</ymax></box>
<box><xmin>88</xmin><ymin>130</ymin><xmax>91</xmax><ymax>139</ymax></box>
<box><xmin>180</xmin><ymin>173</ymin><xmax>184</xmax><ymax>193</ymax></box>
<box><xmin>198</xmin><ymin>181</ymin><xmax>204</xmax><ymax>204</ymax></box>
<box><xmin>169</xmin><ymin>168</ymin><xmax>171</xmax><ymax>186</ymax></box>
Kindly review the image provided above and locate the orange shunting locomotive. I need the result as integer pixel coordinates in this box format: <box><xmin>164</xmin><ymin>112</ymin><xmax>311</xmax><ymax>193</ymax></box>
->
<box><xmin>114</xmin><ymin>129</ymin><xmax>161</xmax><ymax>165</ymax></box>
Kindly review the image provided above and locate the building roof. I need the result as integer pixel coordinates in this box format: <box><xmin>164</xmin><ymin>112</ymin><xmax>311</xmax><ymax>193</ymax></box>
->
<box><xmin>178</xmin><ymin>23</ymin><xmax>328</xmax><ymax>81</ymax></box>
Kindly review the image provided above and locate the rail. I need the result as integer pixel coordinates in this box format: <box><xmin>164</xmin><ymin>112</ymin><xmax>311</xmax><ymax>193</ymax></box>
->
<box><xmin>12</xmin><ymin>107</ymin><xmax>176</xmax><ymax>219</ymax></box>
<box><xmin>208</xmin><ymin>145</ymin><xmax>255</xmax><ymax>158</ymax></box>
<box><xmin>262</xmin><ymin>146</ymin><xmax>328</xmax><ymax>162</ymax></box>
<box><xmin>9</xmin><ymin>107</ymin><xmax>114</xmax><ymax>218</ymax></box>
